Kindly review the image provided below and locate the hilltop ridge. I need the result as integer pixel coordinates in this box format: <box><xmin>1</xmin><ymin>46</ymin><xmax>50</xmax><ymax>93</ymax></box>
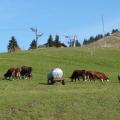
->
<box><xmin>84</xmin><ymin>32</ymin><xmax>120</xmax><ymax>48</ymax></box>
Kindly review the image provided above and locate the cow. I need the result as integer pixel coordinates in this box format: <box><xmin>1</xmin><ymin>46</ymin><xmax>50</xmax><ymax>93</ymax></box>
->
<box><xmin>20</xmin><ymin>66</ymin><xmax>32</xmax><ymax>79</ymax></box>
<box><xmin>94</xmin><ymin>71</ymin><xmax>109</xmax><ymax>82</ymax></box>
<box><xmin>85</xmin><ymin>71</ymin><xmax>96</xmax><ymax>81</ymax></box>
<box><xmin>87</xmin><ymin>71</ymin><xmax>109</xmax><ymax>82</ymax></box>
<box><xmin>70</xmin><ymin>70</ymin><xmax>87</xmax><ymax>82</ymax></box>
<box><xmin>70</xmin><ymin>70</ymin><xmax>109</xmax><ymax>82</ymax></box>
<box><xmin>4</xmin><ymin>67</ymin><xmax>21</xmax><ymax>80</ymax></box>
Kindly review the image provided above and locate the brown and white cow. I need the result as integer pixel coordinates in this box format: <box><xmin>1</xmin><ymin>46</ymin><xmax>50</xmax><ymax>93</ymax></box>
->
<box><xmin>4</xmin><ymin>67</ymin><xmax>21</xmax><ymax>80</ymax></box>
<box><xmin>86</xmin><ymin>71</ymin><xmax>109</xmax><ymax>82</ymax></box>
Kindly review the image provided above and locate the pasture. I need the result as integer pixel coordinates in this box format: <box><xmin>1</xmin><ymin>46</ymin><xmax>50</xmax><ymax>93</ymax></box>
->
<box><xmin>0</xmin><ymin>47</ymin><xmax>120</xmax><ymax>120</ymax></box>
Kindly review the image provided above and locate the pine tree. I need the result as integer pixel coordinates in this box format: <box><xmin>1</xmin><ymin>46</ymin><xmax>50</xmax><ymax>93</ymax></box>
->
<box><xmin>111</xmin><ymin>29</ymin><xmax>119</xmax><ymax>34</ymax></box>
<box><xmin>48</xmin><ymin>35</ymin><xmax>53</xmax><ymax>47</ymax></box>
<box><xmin>29</xmin><ymin>40</ymin><xmax>37</xmax><ymax>50</ymax></box>
<box><xmin>70</xmin><ymin>40</ymin><xmax>81</xmax><ymax>47</ymax></box>
<box><xmin>7</xmin><ymin>36</ymin><xmax>20</xmax><ymax>52</ymax></box>
<box><xmin>83</xmin><ymin>39</ymin><xmax>88</xmax><ymax>45</ymax></box>
<box><xmin>54</xmin><ymin>35</ymin><xmax>61</xmax><ymax>47</ymax></box>
<box><xmin>104</xmin><ymin>32</ymin><xmax>110</xmax><ymax>37</ymax></box>
<box><xmin>75</xmin><ymin>40</ymin><xmax>81</xmax><ymax>47</ymax></box>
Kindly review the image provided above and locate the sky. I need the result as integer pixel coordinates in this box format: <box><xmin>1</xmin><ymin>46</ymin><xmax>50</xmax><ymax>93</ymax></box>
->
<box><xmin>0</xmin><ymin>0</ymin><xmax>120</xmax><ymax>52</ymax></box>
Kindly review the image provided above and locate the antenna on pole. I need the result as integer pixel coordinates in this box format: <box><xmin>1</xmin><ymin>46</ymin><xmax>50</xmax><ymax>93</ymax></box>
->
<box><xmin>102</xmin><ymin>15</ymin><xmax>106</xmax><ymax>47</ymax></box>
<box><xmin>30</xmin><ymin>27</ymin><xmax>43</xmax><ymax>48</ymax></box>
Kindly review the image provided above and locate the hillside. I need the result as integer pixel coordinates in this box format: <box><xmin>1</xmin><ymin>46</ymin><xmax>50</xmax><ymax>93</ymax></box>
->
<box><xmin>0</xmin><ymin>48</ymin><xmax>120</xmax><ymax>120</ymax></box>
<box><xmin>84</xmin><ymin>32</ymin><xmax>120</xmax><ymax>48</ymax></box>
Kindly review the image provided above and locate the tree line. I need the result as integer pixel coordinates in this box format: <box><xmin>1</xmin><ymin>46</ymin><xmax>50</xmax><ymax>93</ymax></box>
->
<box><xmin>7</xmin><ymin>28</ymin><xmax>119</xmax><ymax>52</ymax></box>
<box><xmin>7</xmin><ymin>34</ymin><xmax>81</xmax><ymax>52</ymax></box>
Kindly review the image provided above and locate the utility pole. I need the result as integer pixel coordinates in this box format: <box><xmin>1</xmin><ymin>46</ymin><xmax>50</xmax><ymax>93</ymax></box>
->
<box><xmin>73</xmin><ymin>35</ymin><xmax>77</xmax><ymax>47</ymax></box>
<box><xmin>65</xmin><ymin>35</ymin><xmax>78</xmax><ymax>47</ymax></box>
<box><xmin>102</xmin><ymin>16</ymin><xmax>106</xmax><ymax>47</ymax></box>
<box><xmin>30</xmin><ymin>28</ymin><xmax>43</xmax><ymax>48</ymax></box>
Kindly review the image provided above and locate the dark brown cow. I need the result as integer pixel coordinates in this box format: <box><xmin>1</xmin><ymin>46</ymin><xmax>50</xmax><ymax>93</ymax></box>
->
<box><xmin>85</xmin><ymin>71</ymin><xmax>96</xmax><ymax>81</ymax></box>
<box><xmin>4</xmin><ymin>67</ymin><xmax>20</xmax><ymax>80</ymax></box>
<box><xmin>20</xmin><ymin>66</ymin><xmax>32</xmax><ymax>79</ymax></box>
<box><xmin>70</xmin><ymin>70</ymin><xmax>86</xmax><ymax>82</ymax></box>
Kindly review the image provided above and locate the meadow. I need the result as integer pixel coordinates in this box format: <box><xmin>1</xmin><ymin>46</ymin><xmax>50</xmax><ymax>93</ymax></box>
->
<box><xmin>0</xmin><ymin>47</ymin><xmax>120</xmax><ymax>120</ymax></box>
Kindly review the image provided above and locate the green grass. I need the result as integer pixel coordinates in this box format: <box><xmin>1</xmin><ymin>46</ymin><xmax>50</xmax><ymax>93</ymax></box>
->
<box><xmin>0</xmin><ymin>47</ymin><xmax>120</xmax><ymax>120</ymax></box>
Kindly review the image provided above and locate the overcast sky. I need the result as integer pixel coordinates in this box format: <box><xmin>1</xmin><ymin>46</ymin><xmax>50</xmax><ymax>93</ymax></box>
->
<box><xmin>0</xmin><ymin>0</ymin><xmax>120</xmax><ymax>52</ymax></box>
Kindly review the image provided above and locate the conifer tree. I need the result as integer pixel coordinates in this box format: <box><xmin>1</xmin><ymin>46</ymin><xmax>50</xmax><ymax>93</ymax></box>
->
<box><xmin>29</xmin><ymin>40</ymin><xmax>37</xmax><ymax>49</ymax></box>
<box><xmin>48</xmin><ymin>35</ymin><xmax>53</xmax><ymax>47</ymax></box>
<box><xmin>7</xmin><ymin>36</ymin><xmax>20</xmax><ymax>52</ymax></box>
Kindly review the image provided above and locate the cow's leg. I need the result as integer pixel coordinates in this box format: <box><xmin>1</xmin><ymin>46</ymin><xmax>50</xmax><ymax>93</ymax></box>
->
<box><xmin>16</xmin><ymin>72</ymin><xmax>21</xmax><ymax>80</ymax></box>
<box><xmin>107</xmin><ymin>79</ymin><xmax>109</xmax><ymax>82</ymax></box>
<box><xmin>84</xmin><ymin>74</ymin><xmax>86</xmax><ymax>81</ymax></box>
<box><xmin>84</xmin><ymin>76</ymin><xmax>87</xmax><ymax>81</ymax></box>
<box><xmin>11</xmin><ymin>71</ymin><xmax>15</xmax><ymax>80</ymax></box>
<box><xmin>75</xmin><ymin>77</ymin><xmax>76</xmax><ymax>82</ymax></box>
<box><xmin>101</xmin><ymin>79</ymin><xmax>104</xmax><ymax>82</ymax></box>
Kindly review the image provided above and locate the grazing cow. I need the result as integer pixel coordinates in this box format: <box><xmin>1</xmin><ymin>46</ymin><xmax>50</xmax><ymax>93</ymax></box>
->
<box><xmin>70</xmin><ymin>70</ymin><xmax>109</xmax><ymax>82</ymax></box>
<box><xmin>85</xmin><ymin>71</ymin><xmax>96</xmax><ymax>81</ymax></box>
<box><xmin>89</xmin><ymin>71</ymin><xmax>109</xmax><ymax>82</ymax></box>
<box><xmin>4</xmin><ymin>67</ymin><xmax>20</xmax><ymax>80</ymax></box>
<box><xmin>70</xmin><ymin>70</ymin><xmax>86</xmax><ymax>82</ymax></box>
<box><xmin>20</xmin><ymin>66</ymin><xmax>32</xmax><ymax>79</ymax></box>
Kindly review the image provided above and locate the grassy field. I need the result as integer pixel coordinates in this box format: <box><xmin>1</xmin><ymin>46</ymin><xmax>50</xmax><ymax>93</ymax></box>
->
<box><xmin>0</xmin><ymin>47</ymin><xmax>120</xmax><ymax>120</ymax></box>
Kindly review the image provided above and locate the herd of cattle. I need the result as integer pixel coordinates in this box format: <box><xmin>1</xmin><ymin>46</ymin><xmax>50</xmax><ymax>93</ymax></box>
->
<box><xmin>4</xmin><ymin>66</ymin><xmax>32</xmax><ymax>80</ymax></box>
<box><xmin>3</xmin><ymin>66</ymin><xmax>110</xmax><ymax>84</ymax></box>
<box><xmin>70</xmin><ymin>70</ymin><xmax>109</xmax><ymax>82</ymax></box>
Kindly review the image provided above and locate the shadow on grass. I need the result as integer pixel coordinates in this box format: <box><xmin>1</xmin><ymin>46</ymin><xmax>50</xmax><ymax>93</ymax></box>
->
<box><xmin>0</xmin><ymin>77</ymin><xmax>13</xmax><ymax>81</ymax></box>
<box><xmin>38</xmin><ymin>82</ymin><xmax>48</xmax><ymax>85</ymax></box>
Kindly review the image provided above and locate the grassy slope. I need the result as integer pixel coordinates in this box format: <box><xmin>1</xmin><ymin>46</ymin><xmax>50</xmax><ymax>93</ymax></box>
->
<box><xmin>0</xmin><ymin>48</ymin><xmax>120</xmax><ymax>120</ymax></box>
<box><xmin>84</xmin><ymin>32</ymin><xmax>120</xmax><ymax>48</ymax></box>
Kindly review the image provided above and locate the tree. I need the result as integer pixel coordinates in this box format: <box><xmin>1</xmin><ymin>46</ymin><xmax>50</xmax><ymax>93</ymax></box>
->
<box><xmin>7</xmin><ymin>36</ymin><xmax>20</xmax><ymax>52</ymax></box>
<box><xmin>70</xmin><ymin>40</ymin><xmax>81</xmax><ymax>47</ymax></box>
<box><xmin>75</xmin><ymin>40</ymin><xmax>81</xmax><ymax>47</ymax></box>
<box><xmin>68</xmin><ymin>40</ymin><xmax>72</xmax><ymax>47</ymax></box>
<box><xmin>29</xmin><ymin>40</ymin><xmax>37</xmax><ymax>50</ymax></box>
<box><xmin>83</xmin><ymin>39</ymin><xmax>88</xmax><ymax>45</ymax></box>
<box><xmin>104</xmin><ymin>32</ymin><xmax>110</xmax><ymax>37</ymax></box>
<box><xmin>111</xmin><ymin>29</ymin><xmax>119</xmax><ymax>34</ymax></box>
<box><xmin>48</xmin><ymin>35</ymin><xmax>54</xmax><ymax>47</ymax></box>
<box><xmin>54</xmin><ymin>35</ymin><xmax>61</xmax><ymax>47</ymax></box>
